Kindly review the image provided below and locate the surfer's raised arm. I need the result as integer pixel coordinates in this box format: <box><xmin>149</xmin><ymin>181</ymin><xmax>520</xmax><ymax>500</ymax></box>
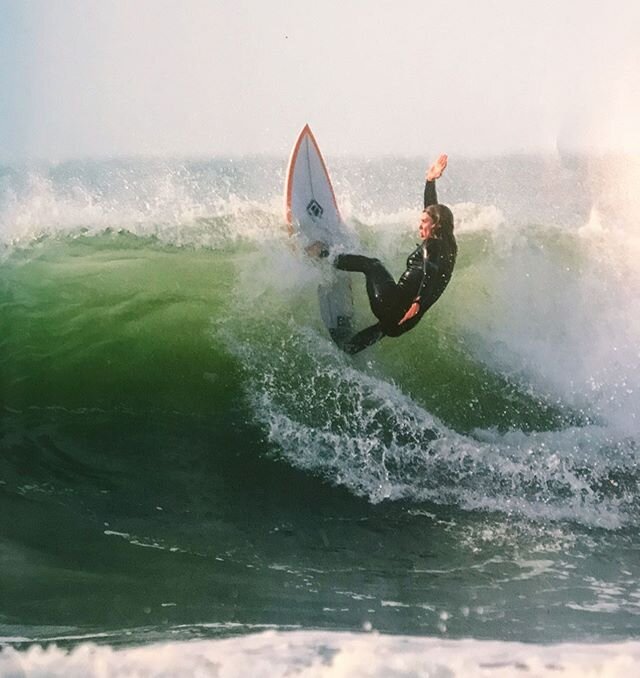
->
<box><xmin>424</xmin><ymin>154</ymin><xmax>448</xmax><ymax>208</ymax></box>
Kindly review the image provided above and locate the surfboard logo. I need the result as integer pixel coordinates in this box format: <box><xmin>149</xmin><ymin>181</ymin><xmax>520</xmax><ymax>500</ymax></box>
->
<box><xmin>306</xmin><ymin>199</ymin><xmax>324</xmax><ymax>220</ymax></box>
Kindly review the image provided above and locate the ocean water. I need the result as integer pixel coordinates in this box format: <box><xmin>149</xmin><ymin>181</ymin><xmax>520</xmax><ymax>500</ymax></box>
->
<box><xmin>1</xmin><ymin>154</ymin><xmax>640</xmax><ymax>675</ymax></box>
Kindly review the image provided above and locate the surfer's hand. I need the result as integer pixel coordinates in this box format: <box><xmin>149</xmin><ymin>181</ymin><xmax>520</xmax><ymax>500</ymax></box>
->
<box><xmin>398</xmin><ymin>301</ymin><xmax>420</xmax><ymax>325</ymax></box>
<box><xmin>426</xmin><ymin>154</ymin><xmax>448</xmax><ymax>181</ymax></box>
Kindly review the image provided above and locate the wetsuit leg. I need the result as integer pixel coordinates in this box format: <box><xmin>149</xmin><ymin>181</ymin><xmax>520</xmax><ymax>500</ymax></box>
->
<box><xmin>343</xmin><ymin>323</ymin><xmax>384</xmax><ymax>355</ymax></box>
<box><xmin>334</xmin><ymin>254</ymin><xmax>400</xmax><ymax>322</ymax></box>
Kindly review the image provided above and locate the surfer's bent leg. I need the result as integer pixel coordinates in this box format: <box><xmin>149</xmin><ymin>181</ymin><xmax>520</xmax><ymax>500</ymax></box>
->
<box><xmin>343</xmin><ymin>323</ymin><xmax>384</xmax><ymax>355</ymax></box>
<box><xmin>334</xmin><ymin>254</ymin><xmax>399</xmax><ymax>320</ymax></box>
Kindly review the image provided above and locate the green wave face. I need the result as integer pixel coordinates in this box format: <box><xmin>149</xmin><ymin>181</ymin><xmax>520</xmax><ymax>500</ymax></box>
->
<box><xmin>2</xmin><ymin>234</ymin><xmax>239</xmax><ymax>415</ymax></box>
<box><xmin>0</xmin><ymin>231</ymin><xmax>576</xmax><ymax>430</ymax></box>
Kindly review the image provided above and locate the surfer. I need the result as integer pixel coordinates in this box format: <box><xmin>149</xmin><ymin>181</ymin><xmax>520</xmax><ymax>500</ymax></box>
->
<box><xmin>333</xmin><ymin>154</ymin><xmax>456</xmax><ymax>354</ymax></box>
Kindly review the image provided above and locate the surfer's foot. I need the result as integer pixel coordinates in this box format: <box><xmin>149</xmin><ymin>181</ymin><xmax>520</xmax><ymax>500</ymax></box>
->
<box><xmin>305</xmin><ymin>240</ymin><xmax>330</xmax><ymax>258</ymax></box>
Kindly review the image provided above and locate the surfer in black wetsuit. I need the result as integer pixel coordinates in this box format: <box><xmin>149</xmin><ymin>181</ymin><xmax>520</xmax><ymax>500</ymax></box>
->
<box><xmin>334</xmin><ymin>154</ymin><xmax>456</xmax><ymax>354</ymax></box>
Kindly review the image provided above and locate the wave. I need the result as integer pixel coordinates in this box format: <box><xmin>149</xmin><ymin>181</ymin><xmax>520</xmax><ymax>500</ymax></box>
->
<box><xmin>2</xmin><ymin>157</ymin><xmax>640</xmax><ymax>530</ymax></box>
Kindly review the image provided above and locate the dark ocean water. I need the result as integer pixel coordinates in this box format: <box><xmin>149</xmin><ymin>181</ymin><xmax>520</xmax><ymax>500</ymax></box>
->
<box><xmin>1</xmin><ymin>156</ymin><xmax>639</xmax><ymax>674</ymax></box>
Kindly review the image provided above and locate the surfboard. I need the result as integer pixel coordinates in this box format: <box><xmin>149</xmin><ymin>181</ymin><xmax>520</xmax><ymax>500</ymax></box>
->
<box><xmin>284</xmin><ymin>125</ymin><xmax>354</xmax><ymax>347</ymax></box>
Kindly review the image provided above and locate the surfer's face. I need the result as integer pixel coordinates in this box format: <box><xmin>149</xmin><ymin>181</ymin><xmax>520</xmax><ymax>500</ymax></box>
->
<box><xmin>419</xmin><ymin>210</ymin><xmax>435</xmax><ymax>239</ymax></box>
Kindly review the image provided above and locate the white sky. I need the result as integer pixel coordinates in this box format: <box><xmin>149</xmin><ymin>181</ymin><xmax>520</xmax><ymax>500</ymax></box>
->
<box><xmin>1</xmin><ymin>0</ymin><xmax>639</xmax><ymax>160</ymax></box>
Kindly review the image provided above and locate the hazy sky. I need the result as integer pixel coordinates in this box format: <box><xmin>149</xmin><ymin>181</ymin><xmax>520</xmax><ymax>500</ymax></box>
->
<box><xmin>1</xmin><ymin>0</ymin><xmax>639</xmax><ymax>160</ymax></box>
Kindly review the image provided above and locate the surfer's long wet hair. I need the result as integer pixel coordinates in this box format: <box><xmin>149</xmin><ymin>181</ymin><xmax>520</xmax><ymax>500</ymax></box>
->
<box><xmin>424</xmin><ymin>204</ymin><xmax>454</xmax><ymax>238</ymax></box>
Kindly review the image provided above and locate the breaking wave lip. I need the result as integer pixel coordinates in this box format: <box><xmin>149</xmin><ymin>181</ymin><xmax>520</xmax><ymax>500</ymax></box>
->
<box><xmin>0</xmin><ymin>158</ymin><xmax>507</xmax><ymax>255</ymax></box>
<box><xmin>0</xmin><ymin>164</ymin><xmax>288</xmax><ymax>252</ymax></box>
<box><xmin>2</xmin><ymin>630</ymin><xmax>640</xmax><ymax>677</ymax></box>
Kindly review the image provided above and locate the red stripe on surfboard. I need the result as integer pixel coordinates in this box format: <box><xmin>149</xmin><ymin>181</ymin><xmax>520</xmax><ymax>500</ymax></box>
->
<box><xmin>284</xmin><ymin>124</ymin><xmax>341</xmax><ymax>236</ymax></box>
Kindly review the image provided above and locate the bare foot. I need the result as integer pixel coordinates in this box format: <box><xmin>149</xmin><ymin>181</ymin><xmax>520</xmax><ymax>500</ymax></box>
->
<box><xmin>305</xmin><ymin>240</ymin><xmax>329</xmax><ymax>258</ymax></box>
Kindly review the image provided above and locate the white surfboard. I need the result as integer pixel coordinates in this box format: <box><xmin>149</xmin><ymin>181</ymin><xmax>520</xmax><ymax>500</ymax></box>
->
<box><xmin>284</xmin><ymin>125</ymin><xmax>354</xmax><ymax>347</ymax></box>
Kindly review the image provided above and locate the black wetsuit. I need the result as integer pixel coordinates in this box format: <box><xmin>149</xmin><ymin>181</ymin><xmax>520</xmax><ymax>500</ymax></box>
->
<box><xmin>334</xmin><ymin>180</ymin><xmax>457</xmax><ymax>354</ymax></box>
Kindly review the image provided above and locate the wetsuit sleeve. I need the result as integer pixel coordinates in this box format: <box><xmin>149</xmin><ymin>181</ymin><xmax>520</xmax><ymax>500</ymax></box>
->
<box><xmin>424</xmin><ymin>180</ymin><xmax>438</xmax><ymax>208</ymax></box>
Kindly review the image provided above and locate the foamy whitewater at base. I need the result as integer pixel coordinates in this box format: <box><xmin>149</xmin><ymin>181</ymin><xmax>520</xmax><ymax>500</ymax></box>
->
<box><xmin>1</xmin><ymin>155</ymin><xmax>639</xmax><ymax>662</ymax></box>
<box><xmin>3</xmin><ymin>631</ymin><xmax>640</xmax><ymax>677</ymax></box>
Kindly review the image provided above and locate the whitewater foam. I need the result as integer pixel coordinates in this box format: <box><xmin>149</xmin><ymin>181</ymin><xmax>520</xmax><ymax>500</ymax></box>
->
<box><xmin>223</xmin><ymin>316</ymin><xmax>637</xmax><ymax>528</ymax></box>
<box><xmin>2</xmin><ymin>630</ymin><xmax>640</xmax><ymax>677</ymax></box>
